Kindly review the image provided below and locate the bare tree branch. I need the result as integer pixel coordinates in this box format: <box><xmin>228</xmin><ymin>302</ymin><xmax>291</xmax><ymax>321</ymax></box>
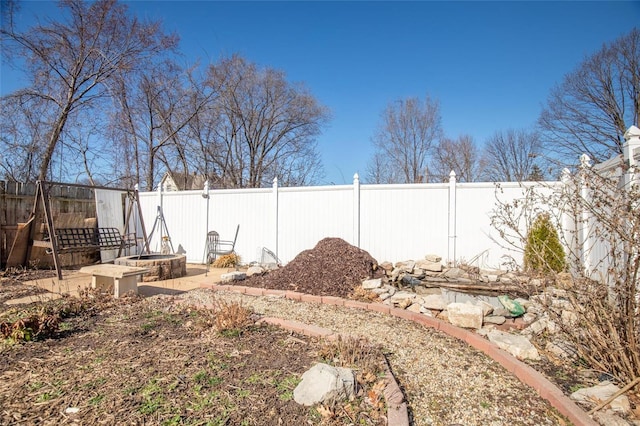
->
<box><xmin>431</xmin><ymin>134</ymin><xmax>483</xmax><ymax>182</ymax></box>
<box><xmin>481</xmin><ymin>129</ymin><xmax>545</xmax><ymax>182</ymax></box>
<box><xmin>539</xmin><ymin>28</ymin><xmax>640</xmax><ymax>164</ymax></box>
<box><xmin>1</xmin><ymin>0</ymin><xmax>177</xmax><ymax>181</ymax></box>
<box><xmin>367</xmin><ymin>96</ymin><xmax>442</xmax><ymax>184</ymax></box>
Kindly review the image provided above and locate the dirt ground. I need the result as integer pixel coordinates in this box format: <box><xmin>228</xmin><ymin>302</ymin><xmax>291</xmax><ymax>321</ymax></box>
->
<box><xmin>0</xmin><ymin>261</ymin><xmax>387</xmax><ymax>426</ymax></box>
<box><xmin>1</xmin><ymin>238</ymin><xmax>638</xmax><ymax>425</ymax></box>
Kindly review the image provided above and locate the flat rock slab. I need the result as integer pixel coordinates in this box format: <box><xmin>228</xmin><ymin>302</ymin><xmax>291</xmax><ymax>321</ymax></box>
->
<box><xmin>80</xmin><ymin>265</ymin><xmax>149</xmax><ymax>278</ymax></box>
<box><xmin>487</xmin><ymin>330</ymin><xmax>540</xmax><ymax>360</ymax></box>
<box><xmin>447</xmin><ymin>302</ymin><xmax>483</xmax><ymax>329</ymax></box>
<box><xmin>221</xmin><ymin>271</ymin><xmax>247</xmax><ymax>282</ymax></box>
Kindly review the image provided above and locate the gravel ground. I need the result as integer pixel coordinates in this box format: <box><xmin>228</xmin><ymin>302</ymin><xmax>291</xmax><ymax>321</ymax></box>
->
<box><xmin>178</xmin><ymin>288</ymin><xmax>567</xmax><ymax>426</ymax></box>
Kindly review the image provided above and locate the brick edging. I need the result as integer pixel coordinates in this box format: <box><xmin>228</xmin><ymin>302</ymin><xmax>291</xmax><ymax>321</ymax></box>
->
<box><xmin>201</xmin><ymin>283</ymin><xmax>597</xmax><ymax>426</ymax></box>
<box><xmin>181</xmin><ymin>292</ymin><xmax>410</xmax><ymax>426</ymax></box>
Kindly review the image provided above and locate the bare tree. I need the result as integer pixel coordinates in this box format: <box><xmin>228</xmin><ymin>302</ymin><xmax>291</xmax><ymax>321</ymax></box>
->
<box><xmin>430</xmin><ymin>134</ymin><xmax>483</xmax><ymax>182</ymax></box>
<box><xmin>368</xmin><ymin>96</ymin><xmax>442</xmax><ymax>184</ymax></box>
<box><xmin>60</xmin><ymin>105</ymin><xmax>115</xmax><ymax>185</ymax></box>
<box><xmin>205</xmin><ymin>55</ymin><xmax>329</xmax><ymax>188</ymax></box>
<box><xmin>1</xmin><ymin>0</ymin><xmax>177</xmax><ymax>181</ymax></box>
<box><xmin>539</xmin><ymin>28</ymin><xmax>640</xmax><ymax>164</ymax></box>
<box><xmin>0</xmin><ymin>94</ymin><xmax>50</xmax><ymax>181</ymax></box>
<box><xmin>481</xmin><ymin>129</ymin><xmax>545</xmax><ymax>182</ymax></box>
<box><xmin>110</xmin><ymin>60</ymin><xmax>210</xmax><ymax>190</ymax></box>
<box><xmin>365</xmin><ymin>152</ymin><xmax>401</xmax><ymax>184</ymax></box>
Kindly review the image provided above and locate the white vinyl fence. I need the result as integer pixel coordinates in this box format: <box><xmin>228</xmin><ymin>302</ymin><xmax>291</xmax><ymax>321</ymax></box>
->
<box><xmin>125</xmin><ymin>126</ymin><xmax>640</xmax><ymax>273</ymax></box>
<box><xmin>134</xmin><ymin>176</ymin><xmax>551</xmax><ymax>269</ymax></box>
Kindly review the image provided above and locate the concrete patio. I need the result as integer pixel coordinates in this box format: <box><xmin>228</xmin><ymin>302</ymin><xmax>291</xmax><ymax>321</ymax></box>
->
<box><xmin>4</xmin><ymin>264</ymin><xmax>235</xmax><ymax>305</ymax></box>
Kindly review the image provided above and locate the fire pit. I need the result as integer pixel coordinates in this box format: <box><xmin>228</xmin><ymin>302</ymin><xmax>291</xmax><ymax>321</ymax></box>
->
<box><xmin>114</xmin><ymin>254</ymin><xmax>187</xmax><ymax>282</ymax></box>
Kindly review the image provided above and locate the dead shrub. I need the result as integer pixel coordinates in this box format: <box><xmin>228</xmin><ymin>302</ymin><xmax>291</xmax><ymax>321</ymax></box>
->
<box><xmin>0</xmin><ymin>305</ymin><xmax>61</xmax><ymax>342</ymax></box>
<box><xmin>319</xmin><ymin>335</ymin><xmax>384</xmax><ymax>384</ymax></box>
<box><xmin>211</xmin><ymin>253</ymin><xmax>240</xmax><ymax>268</ymax></box>
<box><xmin>349</xmin><ymin>286</ymin><xmax>379</xmax><ymax>302</ymax></box>
<box><xmin>213</xmin><ymin>300</ymin><xmax>253</xmax><ymax>334</ymax></box>
<box><xmin>491</xmin><ymin>161</ymin><xmax>640</xmax><ymax>382</ymax></box>
<box><xmin>0</xmin><ymin>286</ymin><xmax>136</xmax><ymax>343</ymax></box>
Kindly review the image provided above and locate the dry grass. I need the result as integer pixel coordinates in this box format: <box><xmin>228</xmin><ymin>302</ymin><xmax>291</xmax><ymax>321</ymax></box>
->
<box><xmin>349</xmin><ymin>286</ymin><xmax>379</xmax><ymax>303</ymax></box>
<box><xmin>211</xmin><ymin>253</ymin><xmax>240</xmax><ymax>268</ymax></box>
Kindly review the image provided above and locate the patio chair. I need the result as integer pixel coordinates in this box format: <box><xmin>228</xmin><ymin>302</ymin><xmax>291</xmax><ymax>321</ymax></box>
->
<box><xmin>205</xmin><ymin>225</ymin><xmax>239</xmax><ymax>275</ymax></box>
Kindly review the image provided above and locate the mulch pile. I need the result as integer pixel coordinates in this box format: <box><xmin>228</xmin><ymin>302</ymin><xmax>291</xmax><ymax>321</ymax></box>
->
<box><xmin>243</xmin><ymin>238</ymin><xmax>383</xmax><ymax>298</ymax></box>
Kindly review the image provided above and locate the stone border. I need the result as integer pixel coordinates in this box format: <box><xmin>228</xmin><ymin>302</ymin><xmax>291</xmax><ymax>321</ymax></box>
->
<box><xmin>202</xmin><ymin>284</ymin><xmax>598</xmax><ymax>426</ymax></box>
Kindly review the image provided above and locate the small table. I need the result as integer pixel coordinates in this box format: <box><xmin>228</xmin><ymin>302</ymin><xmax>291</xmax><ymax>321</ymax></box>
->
<box><xmin>79</xmin><ymin>265</ymin><xmax>150</xmax><ymax>298</ymax></box>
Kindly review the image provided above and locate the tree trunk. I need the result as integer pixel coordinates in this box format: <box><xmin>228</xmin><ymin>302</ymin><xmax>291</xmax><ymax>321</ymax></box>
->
<box><xmin>38</xmin><ymin>100</ymin><xmax>73</xmax><ymax>181</ymax></box>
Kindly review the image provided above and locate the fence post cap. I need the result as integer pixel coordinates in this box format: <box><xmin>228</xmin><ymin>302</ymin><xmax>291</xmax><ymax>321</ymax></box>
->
<box><xmin>624</xmin><ymin>125</ymin><xmax>640</xmax><ymax>140</ymax></box>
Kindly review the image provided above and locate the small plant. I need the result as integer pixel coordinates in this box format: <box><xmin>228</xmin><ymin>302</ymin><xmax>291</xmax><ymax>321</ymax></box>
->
<box><xmin>0</xmin><ymin>305</ymin><xmax>61</xmax><ymax>342</ymax></box>
<box><xmin>275</xmin><ymin>374</ymin><xmax>301</xmax><ymax>401</ymax></box>
<box><xmin>523</xmin><ymin>212</ymin><xmax>566</xmax><ymax>274</ymax></box>
<box><xmin>193</xmin><ymin>370</ymin><xmax>208</xmax><ymax>383</ymax></box>
<box><xmin>139</xmin><ymin>378</ymin><xmax>165</xmax><ymax>415</ymax></box>
<box><xmin>318</xmin><ymin>335</ymin><xmax>383</xmax><ymax>380</ymax></box>
<box><xmin>89</xmin><ymin>394</ymin><xmax>105</xmax><ymax>405</ymax></box>
<box><xmin>213</xmin><ymin>300</ymin><xmax>253</xmax><ymax>334</ymax></box>
<box><xmin>211</xmin><ymin>253</ymin><xmax>240</xmax><ymax>268</ymax></box>
<box><xmin>36</xmin><ymin>392</ymin><xmax>58</xmax><ymax>402</ymax></box>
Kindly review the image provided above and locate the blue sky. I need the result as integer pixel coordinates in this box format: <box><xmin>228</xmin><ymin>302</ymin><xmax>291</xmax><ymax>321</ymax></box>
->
<box><xmin>2</xmin><ymin>1</ymin><xmax>639</xmax><ymax>185</ymax></box>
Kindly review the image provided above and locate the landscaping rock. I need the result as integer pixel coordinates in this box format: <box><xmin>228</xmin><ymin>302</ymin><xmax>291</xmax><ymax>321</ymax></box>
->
<box><xmin>424</xmin><ymin>254</ymin><xmax>442</xmax><ymax>263</ymax></box>
<box><xmin>571</xmin><ymin>381</ymin><xmax>631</xmax><ymax>415</ymax></box>
<box><xmin>493</xmin><ymin>307</ymin><xmax>512</xmax><ymax>318</ymax></box>
<box><xmin>389</xmin><ymin>291</ymin><xmax>416</xmax><ymax>305</ymax></box>
<box><xmin>522</xmin><ymin>312</ymin><xmax>537</xmax><ymax>324</ymax></box>
<box><xmin>416</xmin><ymin>259</ymin><xmax>442</xmax><ymax>272</ymax></box>
<box><xmin>475</xmin><ymin>300</ymin><xmax>494</xmax><ymax>316</ymax></box>
<box><xmin>362</xmin><ymin>278</ymin><xmax>382</xmax><ymax>290</ymax></box>
<box><xmin>399</xmin><ymin>261</ymin><xmax>416</xmax><ymax>273</ymax></box>
<box><xmin>379</xmin><ymin>261</ymin><xmax>393</xmax><ymax>272</ymax></box>
<box><xmin>406</xmin><ymin>303</ymin><xmax>423</xmax><ymax>313</ymax></box>
<box><xmin>246</xmin><ymin>266</ymin><xmax>264</xmax><ymax>277</ymax></box>
<box><xmin>447</xmin><ymin>303</ymin><xmax>483</xmax><ymax>329</ymax></box>
<box><xmin>483</xmin><ymin>315</ymin><xmax>506</xmax><ymax>325</ymax></box>
<box><xmin>220</xmin><ymin>271</ymin><xmax>246</xmax><ymax>282</ymax></box>
<box><xmin>592</xmin><ymin>410</ymin><xmax>633</xmax><ymax>426</ymax></box>
<box><xmin>390</xmin><ymin>268</ymin><xmax>401</xmax><ymax>281</ymax></box>
<box><xmin>480</xmin><ymin>274</ymin><xmax>499</xmax><ymax>283</ymax></box>
<box><xmin>419</xmin><ymin>293</ymin><xmax>447</xmax><ymax>311</ymax></box>
<box><xmin>487</xmin><ymin>330</ymin><xmax>540</xmax><ymax>360</ymax></box>
<box><xmin>293</xmin><ymin>363</ymin><xmax>356</xmax><ymax>406</ymax></box>
<box><xmin>441</xmin><ymin>267</ymin><xmax>465</xmax><ymax>279</ymax></box>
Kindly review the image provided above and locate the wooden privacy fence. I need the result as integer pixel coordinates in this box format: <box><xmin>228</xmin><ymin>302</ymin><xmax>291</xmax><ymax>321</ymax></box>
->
<box><xmin>0</xmin><ymin>181</ymin><xmax>99</xmax><ymax>268</ymax></box>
